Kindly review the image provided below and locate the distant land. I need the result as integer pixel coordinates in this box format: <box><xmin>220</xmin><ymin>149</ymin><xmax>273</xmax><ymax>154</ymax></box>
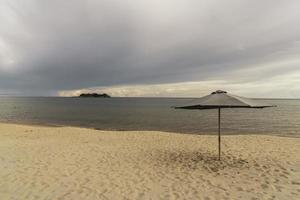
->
<box><xmin>78</xmin><ymin>93</ymin><xmax>111</xmax><ymax>98</ymax></box>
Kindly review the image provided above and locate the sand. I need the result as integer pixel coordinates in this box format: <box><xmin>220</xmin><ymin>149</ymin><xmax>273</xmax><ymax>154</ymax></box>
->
<box><xmin>0</xmin><ymin>123</ymin><xmax>299</xmax><ymax>200</ymax></box>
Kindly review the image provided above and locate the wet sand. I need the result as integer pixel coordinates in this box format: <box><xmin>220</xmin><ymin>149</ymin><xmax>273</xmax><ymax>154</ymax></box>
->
<box><xmin>0</xmin><ymin>123</ymin><xmax>299</xmax><ymax>200</ymax></box>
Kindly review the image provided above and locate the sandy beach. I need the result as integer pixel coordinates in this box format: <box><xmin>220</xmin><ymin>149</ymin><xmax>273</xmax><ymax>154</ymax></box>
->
<box><xmin>0</xmin><ymin>123</ymin><xmax>299</xmax><ymax>200</ymax></box>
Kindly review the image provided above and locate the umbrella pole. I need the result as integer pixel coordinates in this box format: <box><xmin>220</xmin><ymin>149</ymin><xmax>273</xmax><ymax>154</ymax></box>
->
<box><xmin>218</xmin><ymin>108</ymin><xmax>221</xmax><ymax>160</ymax></box>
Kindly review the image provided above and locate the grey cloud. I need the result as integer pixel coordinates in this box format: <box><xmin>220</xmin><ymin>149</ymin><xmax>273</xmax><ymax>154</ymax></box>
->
<box><xmin>0</xmin><ymin>0</ymin><xmax>300</xmax><ymax>95</ymax></box>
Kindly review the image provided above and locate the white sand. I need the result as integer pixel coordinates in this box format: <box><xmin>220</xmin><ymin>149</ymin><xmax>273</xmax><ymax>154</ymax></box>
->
<box><xmin>0</xmin><ymin>123</ymin><xmax>299</xmax><ymax>200</ymax></box>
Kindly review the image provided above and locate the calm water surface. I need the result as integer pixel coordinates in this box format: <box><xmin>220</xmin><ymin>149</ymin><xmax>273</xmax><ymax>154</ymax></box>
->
<box><xmin>0</xmin><ymin>97</ymin><xmax>299</xmax><ymax>137</ymax></box>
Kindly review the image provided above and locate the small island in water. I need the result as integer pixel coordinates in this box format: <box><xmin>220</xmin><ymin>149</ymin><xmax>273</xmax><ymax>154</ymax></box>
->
<box><xmin>78</xmin><ymin>93</ymin><xmax>111</xmax><ymax>98</ymax></box>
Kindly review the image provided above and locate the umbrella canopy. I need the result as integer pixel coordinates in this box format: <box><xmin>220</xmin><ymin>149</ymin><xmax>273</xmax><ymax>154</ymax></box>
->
<box><xmin>175</xmin><ymin>90</ymin><xmax>273</xmax><ymax>109</ymax></box>
<box><xmin>174</xmin><ymin>90</ymin><xmax>275</xmax><ymax>160</ymax></box>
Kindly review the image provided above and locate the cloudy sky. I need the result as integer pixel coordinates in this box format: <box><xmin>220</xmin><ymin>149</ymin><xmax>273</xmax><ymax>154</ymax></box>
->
<box><xmin>1</xmin><ymin>0</ymin><xmax>300</xmax><ymax>98</ymax></box>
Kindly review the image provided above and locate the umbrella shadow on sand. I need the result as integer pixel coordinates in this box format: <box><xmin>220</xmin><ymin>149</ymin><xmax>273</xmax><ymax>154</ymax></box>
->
<box><xmin>151</xmin><ymin>150</ymin><xmax>249</xmax><ymax>172</ymax></box>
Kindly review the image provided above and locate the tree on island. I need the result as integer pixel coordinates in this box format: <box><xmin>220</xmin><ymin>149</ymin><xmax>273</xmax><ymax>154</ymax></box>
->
<box><xmin>79</xmin><ymin>93</ymin><xmax>111</xmax><ymax>98</ymax></box>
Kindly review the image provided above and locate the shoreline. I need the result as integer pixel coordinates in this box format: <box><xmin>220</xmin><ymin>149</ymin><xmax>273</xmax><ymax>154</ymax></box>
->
<box><xmin>0</xmin><ymin>123</ymin><xmax>299</xmax><ymax>199</ymax></box>
<box><xmin>0</xmin><ymin>121</ymin><xmax>298</xmax><ymax>138</ymax></box>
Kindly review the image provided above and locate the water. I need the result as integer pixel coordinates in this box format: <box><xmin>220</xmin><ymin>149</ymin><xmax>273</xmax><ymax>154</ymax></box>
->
<box><xmin>0</xmin><ymin>97</ymin><xmax>299</xmax><ymax>137</ymax></box>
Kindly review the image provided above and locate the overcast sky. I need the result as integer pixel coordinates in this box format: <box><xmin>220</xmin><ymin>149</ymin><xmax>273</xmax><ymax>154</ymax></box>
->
<box><xmin>1</xmin><ymin>0</ymin><xmax>300</xmax><ymax>97</ymax></box>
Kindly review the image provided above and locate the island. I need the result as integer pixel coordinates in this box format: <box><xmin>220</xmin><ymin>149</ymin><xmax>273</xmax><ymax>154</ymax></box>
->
<box><xmin>78</xmin><ymin>93</ymin><xmax>111</xmax><ymax>98</ymax></box>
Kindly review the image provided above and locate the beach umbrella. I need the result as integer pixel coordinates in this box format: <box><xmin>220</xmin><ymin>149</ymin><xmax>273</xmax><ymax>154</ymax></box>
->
<box><xmin>174</xmin><ymin>90</ymin><xmax>274</xmax><ymax>160</ymax></box>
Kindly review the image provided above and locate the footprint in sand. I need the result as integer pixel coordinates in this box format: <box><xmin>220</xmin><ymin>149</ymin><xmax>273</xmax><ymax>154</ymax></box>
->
<box><xmin>261</xmin><ymin>184</ymin><xmax>269</xmax><ymax>189</ymax></box>
<box><xmin>291</xmin><ymin>181</ymin><xmax>300</xmax><ymax>185</ymax></box>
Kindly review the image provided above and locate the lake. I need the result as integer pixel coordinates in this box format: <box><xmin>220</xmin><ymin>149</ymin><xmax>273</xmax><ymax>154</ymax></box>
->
<box><xmin>0</xmin><ymin>97</ymin><xmax>299</xmax><ymax>137</ymax></box>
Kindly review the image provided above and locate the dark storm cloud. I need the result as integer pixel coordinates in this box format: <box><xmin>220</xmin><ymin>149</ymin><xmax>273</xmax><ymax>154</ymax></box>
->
<box><xmin>0</xmin><ymin>0</ymin><xmax>300</xmax><ymax>95</ymax></box>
